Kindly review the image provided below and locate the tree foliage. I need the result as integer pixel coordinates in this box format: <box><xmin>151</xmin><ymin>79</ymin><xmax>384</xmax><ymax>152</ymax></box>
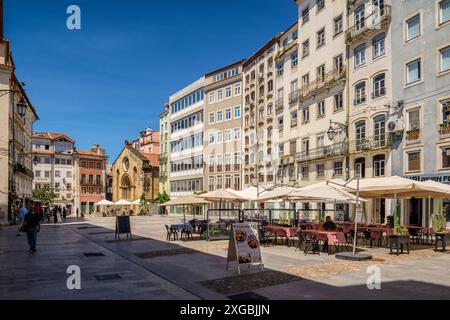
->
<box><xmin>32</xmin><ymin>185</ymin><xmax>57</xmax><ymax>207</ymax></box>
<box><xmin>157</xmin><ymin>191</ymin><xmax>170</xmax><ymax>204</ymax></box>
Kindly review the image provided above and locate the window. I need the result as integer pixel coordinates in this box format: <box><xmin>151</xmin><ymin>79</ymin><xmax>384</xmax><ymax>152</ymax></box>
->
<box><xmin>408</xmin><ymin>109</ymin><xmax>421</xmax><ymax>131</ymax></box>
<box><xmin>408</xmin><ymin>151</ymin><xmax>421</xmax><ymax>171</ymax></box>
<box><xmin>35</xmin><ymin>171</ymin><xmax>41</xmax><ymax>178</ymax></box>
<box><xmin>55</xmin><ymin>158</ymin><xmax>60</xmax><ymax>165</ymax></box>
<box><xmin>406</xmin><ymin>14</ymin><xmax>421</xmax><ymax>41</ymax></box>
<box><xmin>406</xmin><ymin>59</ymin><xmax>421</xmax><ymax>84</ymax></box>
<box><xmin>209</xmin><ymin>92</ymin><xmax>215</xmax><ymax>104</ymax></box>
<box><xmin>66</xmin><ymin>171</ymin><xmax>72</xmax><ymax>178</ymax></box>
<box><xmin>209</xmin><ymin>113</ymin><xmax>215</xmax><ymax>124</ymax></box>
<box><xmin>317</xmin><ymin>64</ymin><xmax>325</xmax><ymax>82</ymax></box>
<box><xmin>302</xmin><ymin>73</ymin><xmax>310</xmax><ymax>86</ymax></box>
<box><xmin>317</xmin><ymin>28</ymin><xmax>325</xmax><ymax>48</ymax></box>
<box><xmin>354</xmin><ymin>82</ymin><xmax>366</xmax><ymax>105</ymax></box>
<box><xmin>442</xmin><ymin>99</ymin><xmax>450</xmax><ymax>123</ymax></box>
<box><xmin>302</xmin><ymin>39</ymin><xmax>310</xmax><ymax>58</ymax></box>
<box><xmin>225</xmin><ymin>129</ymin><xmax>232</xmax><ymax>142</ymax></box>
<box><xmin>317</xmin><ymin>100</ymin><xmax>325</xmax><ymax>117</ymax></box>
<box><xmin>209</xmin><ymin>133</ymin><xmax>215</xmax><ymax>144</ymax></box>
<box><xmin>334</xmin><ymin>14</ymin><xmax>343</xmax><ymax>36</ymax></box>
<box><xmin>277</xmin><ymin>63</ymin><xmax>284</xmax><ymax>76</ymax></box>
<box><xmin>225</xmin><ymin>108</ymin><xmax>232</xmax><ymax>120</ymax></box>
<box><xmin>45</xmin><ymin>171</ymin><xmax>50</xmax><ymax>178</ymax></box>
<box><xmin>291</xmin><ymin>51</ymin><xmax>298</xmax><ymax>68</ymax></box>
<box><xmin>234</xmin><ymin>83</ymin><xmax>241</xmax><ymax>96</ymax></box>
<box><xmin>334</xmin><ymin>161</ymin><xmax>343</xmax><ymax>176</ymax></box>
<box><xmin>217</xmin><ymin>131</ymin><xmax>223</xmax><ymax>143</ymax></box>
<box><xmin>316</xmin><ymin>0</ymin><xmax>325</xmax><ymax>12</ymax></box>
<box><xmin>372</xmin><ymin>33</ymin><xmax>385</xmax><ymax>59</ymax></box>
<box><xmin>302</xmin><ymin>107</ymin><xmax>310</xmax><ymax>123</ymax></box>
<box><xmin>317</xmin><ymin>164</ymin><xmax>325</xmax><ymax>178</ymax></box>
<box><xmin>301</xmin><ymin>166</ymin><xmax>309</xmax><ymax>180</ymax></box>
<box><xmin>55</xmin><ymin>171</ymin><xmax>60</xmax><ymax>178</ymax></box>
<box><xmin>334</xmin><ymin>54</ymin><xmax>343</xmax><ymax>72</ymax></box>
<box><xmin>302</xmin><ymin>7</ymin><xmax>310</xmax><ymax>24</ymax></box>
<box><xmin>334</xmin><ymin>92</ymin><xmax>343</xmax><ymax>111</ymax></box>
<box><xmin>355</xmin><ymin>5</ymin><xmax>365</xmax><ymax>31</ymax></box>
<box><xmin>217</xmin><ymin>89</ymin><xmax>223</xmax><ymax>101</ymax></box>
<box><xmin>226</xmin><ymin>86</ymin><xmax>232</xmax><ymax>98</ymax></box>
<box><xmin>217</xmin><ymin>111</ymin><xmax>223</xmax><ymax>122</ymax></box>
<box><xmin>440</xmin><ymin>46</ymin><xmax>450</xmax><ymax>72</ymax></box>
<box><xmin>317</xmin><ymin>135</ymin><xmax>325</xmax><ymax>148</ymax></box>
<box><xmin>354</xmin><ymin>43</ymin><xmax>366</xmax><ymax>68</ymax></box>
<box><xmin>355</xmin><ymin>121</ymin><xmax>366</xmax><ymax>151</ymax></box>
<box><xmin>291</xmin><ymin>111</ymin><xmax>298</xmax><ymax>126</ymax></box>
<box><xmin>440</xmin><ymin>0</ymin><xmax>450</xmax><ymax>25</ymax></box>
<box><xmin>373</xmin><ymin>73</ymin><xmax>386</xmax><ymax>98</ymax></box>
<box><xmin>234</xmin><ymin>128</ymin><xmax>241</xmax><ymax>141</ymax></box>
<box><xmin>234</xmin><ymin>106</ymin><xmax>241</xmax><ymax>118</ymax></box>
<box><xmin>442</xmin><ymin>147</ymin><xmax>450</xmax><ymax>168</ymax></box>
<box><xmin>373</xmin><ymin>155</ymin><xmax>386</xmax><ymax>177</ymax></box>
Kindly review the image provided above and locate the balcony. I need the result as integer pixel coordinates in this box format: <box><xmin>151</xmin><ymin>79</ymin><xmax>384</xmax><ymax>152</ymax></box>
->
<box><xmin>439</xmin><ymin>123</ymin><xmax>450</xmax><ymax>139</ymax></box>
<box><xmin>299</xmin><ymin>68</ymin><xmax>346</xmax><ymax>102</ymax></box>
<box><xmin>14</xmin><ymin>163</ymin><xmax>34</xmax><ymax>179</ymax></box>
<box><xmin>349</xmin><ymin>135</ymin><xmax>391</xmax><ymax>153</ymax></box>
<box><xmin>296</xmin><ymin>142</ymin><xmax>349</xmax><ymax>163</ymax></box>
<box><xmin>346</xmin><ymin>5</ymin><xmax>391</xmax><ymax>43</ymax></box>
<box><xmin>406</xmin><ymin>129</ymin><xmax>421</xmax><ymax>144</ymax></box>
<box><xmin>289</xmin><ymin>90</ymin><xmax>299</xmax><ymax>104</ymax></box>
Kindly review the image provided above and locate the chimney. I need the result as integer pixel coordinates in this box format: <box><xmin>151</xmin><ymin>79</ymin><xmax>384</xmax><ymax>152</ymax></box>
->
<box><xmin>0</xmin><ymin>0</ymin><xmax>4</xmax><ymax>42</ymax></box>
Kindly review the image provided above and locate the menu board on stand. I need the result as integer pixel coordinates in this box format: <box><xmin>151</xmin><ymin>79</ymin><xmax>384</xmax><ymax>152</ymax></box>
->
<box><xmin>226</xmin><ymin>223</ymin><xmax>264</xmax><ymax>274</ymax></box>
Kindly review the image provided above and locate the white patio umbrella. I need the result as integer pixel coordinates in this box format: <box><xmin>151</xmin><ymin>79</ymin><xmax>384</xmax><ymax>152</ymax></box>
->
<box><xmin>226</xmin><ymin>186</ymin><xmax>268</xmax><ymax>201</ymax></box>
<box><xmin>291</xmin><ymin>183</ymin><xmax>367</xmax><ymax>203</ymax></box>
<box><xmin>255</xmin><ymin>186</ymin><xmax>300</xmax><ymax>202</ymax></box>
<box><xmin>130</xmin><ymin>199</ymin><xmax>142</xmax><ymax>205</ymax></box>
<box><xmin>114</xmin><ymin>199</ymin><xmax>132</xmax><ymax>206</ymax></box>
<box><xmin>96</xmin><ymin>199</ymin><xmax>114</xmax><ymax>206</ymax></box>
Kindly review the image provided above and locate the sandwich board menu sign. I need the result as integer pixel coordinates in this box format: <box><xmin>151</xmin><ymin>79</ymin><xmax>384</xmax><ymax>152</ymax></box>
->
<box><xmin>226</xmin><ymin>223</ymin><xmax>264</xmax><ymax>274</ymax></box>
<box><xmin>115</xmin><ymin>216</ymin><xmax>132</xmax><ymax>240</ymax></box>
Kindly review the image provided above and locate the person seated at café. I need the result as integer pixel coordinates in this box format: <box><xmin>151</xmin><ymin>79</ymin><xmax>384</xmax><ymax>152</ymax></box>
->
<box><xmin>323</xmin><ymin>216</ymin><xmax>337</xmax><ymax>231</ymax></box>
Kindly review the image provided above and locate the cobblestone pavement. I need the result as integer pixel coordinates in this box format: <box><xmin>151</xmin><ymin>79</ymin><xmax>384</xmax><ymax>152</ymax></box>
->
<box><xmin>1</xmin><ymin>215</ymin><xmax>450</xmax><ymax>300</ymax></box>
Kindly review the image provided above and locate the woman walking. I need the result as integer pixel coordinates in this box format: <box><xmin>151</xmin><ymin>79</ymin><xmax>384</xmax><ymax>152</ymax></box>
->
<box><xmin>23</xmin><ymin>206</ymin><xmax>41</xmax><ymax>253</ymax></box>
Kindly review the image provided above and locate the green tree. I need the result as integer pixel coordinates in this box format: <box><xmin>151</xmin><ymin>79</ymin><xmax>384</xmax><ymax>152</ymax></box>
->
<box><xmin>32</xmin><ymin>185</ymin><xmax>57</xmax><ymax>208</ymax></box>
<box><xmin>157</xmin><ymin>191</ymin><xmax>170</xmax><ymax>204</ymax></box>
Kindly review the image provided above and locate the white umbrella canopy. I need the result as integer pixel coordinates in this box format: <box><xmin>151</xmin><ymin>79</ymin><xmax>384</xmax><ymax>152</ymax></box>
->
<box><xmin>96</xmin><ymin>199</ymin><xmax>114</xmax><ymax>206</ymax></box>
<box><xmin>226</xmin><ymin>186</ymin><xmax>268</xmax><ymax>201</ymax></box>
<box><xmin>255</xmin><ymin>186</ymin><xmax>300</xmax><ymax>202</ymax></box>
<box><xmin>291</xmin><ymin>182</ymin><xmax>367</xmax><ymax>203</ymax></box>
<box><xmin>159</xmin><ymin>196</ymin><xmax>210</xmax><ymax>207</ymax></box>
<box><xmin>114</xmin><ymin>199</ymin><xmax>132</xmax><ymax>206</ymax></box>
<box><xmin>130</xmin><ymin>199</ymin><xmax>142</xmax><ymax>205</ymax></box>
<box><xmin>197</xmin><ymin>189</ymin><xmax>248</xmax><ymax>203</ymax></box>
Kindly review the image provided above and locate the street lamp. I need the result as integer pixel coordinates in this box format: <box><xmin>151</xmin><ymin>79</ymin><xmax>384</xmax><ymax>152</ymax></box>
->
<box><xmin>327</xmin><ymin>120</ymin><xmax>348</xmax><ymax>141</ymax></box>
<box><xmin>16</xmin><ymin>98</ymin><xmax>27</xmax><ymax>117</ymax></box>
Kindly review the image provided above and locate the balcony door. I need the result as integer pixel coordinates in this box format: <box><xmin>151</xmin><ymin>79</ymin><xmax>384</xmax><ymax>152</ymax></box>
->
<box><xmin>373</xmin><ymin>114</ymin><xmax>386</xmax><ymax>148</ymax></box>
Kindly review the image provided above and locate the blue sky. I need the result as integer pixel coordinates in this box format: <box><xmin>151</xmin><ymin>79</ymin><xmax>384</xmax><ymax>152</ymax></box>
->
<box><xmin>4</xmin><ymin>0</ymin><xmax>297</xmax><ymax>161</ymax></box>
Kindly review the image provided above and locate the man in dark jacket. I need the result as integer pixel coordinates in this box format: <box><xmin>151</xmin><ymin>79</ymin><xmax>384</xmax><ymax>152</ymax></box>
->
<box><xmin>23</xmin><ymin>206</ymin><xmax>41</xmax><ymax>253</ymax></box>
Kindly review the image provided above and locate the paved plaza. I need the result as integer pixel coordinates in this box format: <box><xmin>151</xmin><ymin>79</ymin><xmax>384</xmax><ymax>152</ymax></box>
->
<box><xmin>1</xmin><ymin>215</ymin><xmax>450</xmax><ymax>300</ymax></box>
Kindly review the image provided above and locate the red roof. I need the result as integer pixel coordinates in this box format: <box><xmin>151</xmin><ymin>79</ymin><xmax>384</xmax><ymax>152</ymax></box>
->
<box><xmin>75</xmin><ymin>150</ymin><xmax>106</xmax><ymax>158</ymax></box>
<box><xmin>142</xmin><ymin>153</ymin><xmax>159</xmax><ymax>167</ymax></box>
<box><xmin>33</xmin><ymin>132</ymin><xmax>75</xmax><ymax>142</ymax></box>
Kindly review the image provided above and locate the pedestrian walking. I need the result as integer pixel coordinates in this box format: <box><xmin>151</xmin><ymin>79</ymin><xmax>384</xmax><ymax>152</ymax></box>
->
<box><xmin>76</xmin><ymin>207</ymin><xmax>79</xmax><ymax>219</ymax></box>
<box><xmin>53</xmin><ymin>207</ymin><xmax>58</xmax><ymax>224</ymax></box>
<box><xmin>56</xmin><ymin>207</ymin><xmax>62</xmax><ymax>223</ymax></box>
<box><xmin>22</xmin><ymin>206</ymin><xmax>41</xmax><ymax>253</ymax></box>
<box><xmin>62</xmin><ymin>207</ymin><xmax>67</xmax><ymax>220</ymax></box>
<box><xmin>16</xmin><ymin>203</ymin><xmax>28</xmax><ymax>237</ymax></box>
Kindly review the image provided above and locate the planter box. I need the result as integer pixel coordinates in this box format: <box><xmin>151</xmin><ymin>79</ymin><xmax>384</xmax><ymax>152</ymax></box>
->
<box><xmin>434</xmin><ymin>233</ymin><xmax>450</xmax><ymax>252</ymax></box>
<box><xmin>389</xmin><ymin>235</ymin><xmax>410</xmax><ymax>255</ymax></box>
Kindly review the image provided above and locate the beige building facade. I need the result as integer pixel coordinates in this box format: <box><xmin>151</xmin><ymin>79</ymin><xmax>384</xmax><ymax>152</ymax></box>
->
<box><xmin>159</xmin><ymin>104</ymin><xmax>170</xmax><ymax>194</ymax></box>
<box><xmin>204</xmin><ymin>61</ymin><xmax>245</xmax><ymax>192</ymax></box>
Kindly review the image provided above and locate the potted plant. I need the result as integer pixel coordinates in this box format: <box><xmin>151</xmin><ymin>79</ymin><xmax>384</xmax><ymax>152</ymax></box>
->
<box><xmin>389</xmin><ymin>205</ymin><xmax>411</xmax><ymax>255</ymax></box>
<box><xmin>432</xmin><ymin>212</ymin><xmax>449</xmax><ymax>252</ymax></box>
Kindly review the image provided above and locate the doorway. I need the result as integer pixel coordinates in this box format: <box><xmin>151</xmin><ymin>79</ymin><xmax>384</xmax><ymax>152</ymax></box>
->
<box><xmin>408</xmin><ymin>198</ymin><xmax>423</xmax><ymax>226</ymax></box>
<box><xmin>374</xmin><ymin>199</ymin><xmax>386</xmax><ymax>224</ymax></box>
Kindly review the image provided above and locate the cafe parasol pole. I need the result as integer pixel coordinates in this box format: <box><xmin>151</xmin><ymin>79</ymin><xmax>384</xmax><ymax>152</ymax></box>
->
<box><xmin>352</xmin><ymin>165</ymin><xmax>361</xmax><ymax>256</ymax></box>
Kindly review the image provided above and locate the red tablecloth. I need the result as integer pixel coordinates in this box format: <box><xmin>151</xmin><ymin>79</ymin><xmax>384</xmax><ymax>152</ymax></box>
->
<box><xmin>303</xmin><ymin>230</ymin><xmax>346</xmax><ymax>246</ymax></box>
<box><xmin>264</xmin><ymin>226</ymin><xmax>300</xmax><ymax>237</ymax></box>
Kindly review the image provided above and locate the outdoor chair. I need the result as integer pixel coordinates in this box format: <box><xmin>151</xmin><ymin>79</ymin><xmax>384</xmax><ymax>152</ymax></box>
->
<box><xmin>259</xmin><ymin>228</ymin><xmax>274</xmax><ymax>247</ymax></box>
<box><xmin>274</xmin><ymin>229</ymin><xmax>289</xmax><ymax>246</ymax></box>
<box><xmin>165</xmin><ymin>225</ymin><xmax>178</xmax><ymax>241</ymax></box>
<box><xmin>303</xmin><ymin>233</ymin><xmax>321</xmax><ymax>255</ymax></box>
<box><xmin>181</xmin><ymin>227</ymin><xmax>193</xmax><ymax>241</ymax></box>
<box><xmin>295</xmin><ymin>232</ymin><xmax>306</xmax><ymax>252</ymax></box>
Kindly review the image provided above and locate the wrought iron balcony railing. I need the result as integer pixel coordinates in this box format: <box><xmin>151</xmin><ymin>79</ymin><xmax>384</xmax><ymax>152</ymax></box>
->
<box><xmin>295</xmin><ymin>142</ymin><xmax>348</xmax><ymax>163</ymax></box>
<box><xmin>299</xmin><ymin>68</ymin><xmax>346</xmax><ymax>101</ymax></box>
<box><xmin>346</xmin><ymin>5</ymin><xmax>392</xmax><ymax>43</ymax></box>
<box><xmin>349</xmin><ymin>135</ymin><xmax>391</xmax><ymax>153</ymax></box>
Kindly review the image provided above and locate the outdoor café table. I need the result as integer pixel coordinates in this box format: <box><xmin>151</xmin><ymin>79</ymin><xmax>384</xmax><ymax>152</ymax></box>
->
<box><xmin>434</xmin><ymin>233</ymin><xmax>448</xmax><ymax>252</ymax></box>
<box><xmin>170</xmin><ymin>223</ymin><xmax>193</xmax><ymax>233</ymax></box>
<box><xmin>302</xmin><ymin>230</ymin><xmax>346</xmax><ymax>254</ymax></box>
<box><xmin>263</xmin><ymin>226</ymin><xmax>300</xmax><ymax>246</ymax></box>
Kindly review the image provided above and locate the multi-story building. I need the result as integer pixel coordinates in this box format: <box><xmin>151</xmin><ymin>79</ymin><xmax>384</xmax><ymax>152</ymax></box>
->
<box><xmin>168</xmin><ymin>77</ymin><xmax>205</xmax><ymax>198</ymax></box>
<box><xmin>204</xmin><ymin>61</ymin><xmax>245</xmax><ymax>192</ymax></box>
<box><xmin>242</xmin><ymin>36</ymin><xmax>279</xmax><ymax>188</ymax></box>
<box><xmin>284</xmin><ymin>0</ymin><xmax>348</xmax><ymax>218</ymax></box>
<box><xmin>345</xmin><ymin>0</ymin><xmax>393</xmax><ymax>224</ymax></box>
<box><xmin>0</xmin><ymin>41</ymin><xmax>38</xmax><ymax>225</ymax></box>
<box><xmin>391</xmin><ymin>0</ymin><xmax>450</xmax><ymax>226</ymax></box>
<box><xmin>159</xmin><ymin>104</ymin><xmax>170</xmax><ymax>194</ymax></box>
<box><xmin>132</xmin><ymin>127</ymin><xmax>160</xmax><ymax>154</ymax></box>
<box><xmin>74</xmin><ymin>145</ymin><xmax>108</xmax><ymax>215</ymax></box>
<box><xmin>32</xmin><ymin>132</ymin><xmax>76</xmax><ymax>213</ymax></box>
<box><xmin>106</xmin><ymin>163</ymin><xmax>113</xmax><ymax>201</ymax></box>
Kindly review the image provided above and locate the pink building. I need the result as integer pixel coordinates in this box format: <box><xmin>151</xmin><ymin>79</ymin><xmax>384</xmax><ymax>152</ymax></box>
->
<box><xmin>132</xmin><ymin>128</ymin><xmax>160</xmax><ymax>155</ymax></box>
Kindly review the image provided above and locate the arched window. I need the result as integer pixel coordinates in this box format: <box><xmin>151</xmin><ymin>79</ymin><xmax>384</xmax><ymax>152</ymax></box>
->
<box><xmin>373</xmin><ymin>73</ymin><xmax>386</xmax><ymax>98</ymax></box>
<box><xmin>121</xmin><ymin>175</ymin><xmax>132</xmax><ymax>200</ymax></box>
<box><xmin>354</xmin><ymin>81</ymin><xmax>366</xmax><ymax>105</ymax></box>
<box><xmin>355</xmin><ymin>157</ymin><xmax>366</xmax><ymax>178</ymax></box>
